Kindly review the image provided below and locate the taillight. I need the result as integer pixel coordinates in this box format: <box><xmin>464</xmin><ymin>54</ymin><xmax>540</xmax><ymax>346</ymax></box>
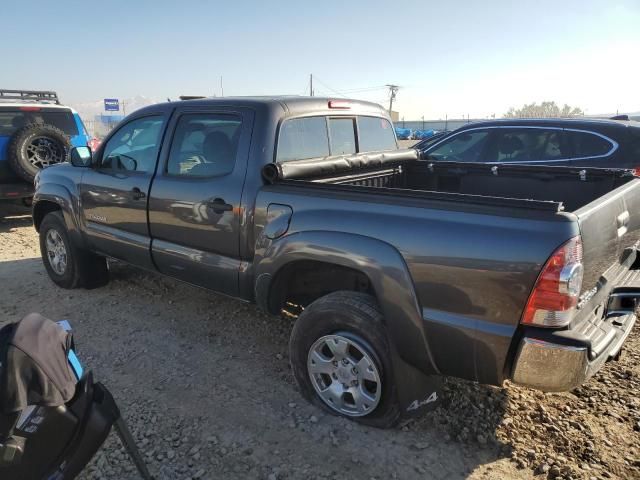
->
<box><xmin>521</xmin><ymin>236</ymin><xmax>583</xmax><ymax>327</ymax></box>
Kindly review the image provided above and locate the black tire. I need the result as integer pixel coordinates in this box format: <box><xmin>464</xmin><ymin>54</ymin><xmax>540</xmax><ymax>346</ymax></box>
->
<box><xmin>39</xmin><ymin>211</ymin><xmax>109</xmax><ymax>289</ymax></box>
<box><xmin>289</xmin><ymin>291</ymin><xmax>401</xmax><ymax>428</ymax></box>
<box><xmin>8</xmin><ymin>124</ymin><xmax>71</xmax><ymax>182</ymax></box>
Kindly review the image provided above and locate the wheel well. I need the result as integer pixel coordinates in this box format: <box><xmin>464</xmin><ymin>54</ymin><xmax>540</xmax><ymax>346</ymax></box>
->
<box><xmin>268</xmin><ymin>260</ymin><xmax>375</xmax><ymax>317</ymax></box>
<box><xmin>33</xmin><ymin>201</ymin><xmax>62</xmax><ymax>231</ymax></box>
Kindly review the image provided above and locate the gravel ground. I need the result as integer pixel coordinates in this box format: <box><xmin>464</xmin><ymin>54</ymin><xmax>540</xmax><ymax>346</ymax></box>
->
<box><xmin>1</xmin><ymin>202</ymin><xmax>639</xmax><ymax>480</ymax></box>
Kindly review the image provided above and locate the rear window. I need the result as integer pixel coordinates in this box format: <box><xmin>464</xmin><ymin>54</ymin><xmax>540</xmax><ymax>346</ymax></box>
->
<box><xmin>566</xmin><ymin>130</ymin><xmax>613</xmax><ymax>158</ymax></box>
<box><xmin>277</xmin><ymin>115</ymin><xmax>397</xmax><ymax>162</ymax></box>
<box><xmin>358</xmin><ymin>116</ymin><xmax>397</xmax><ymax>151</ymax></box>
<box><xmin>0</xmin><ymin>109</ymin><xmax>78</xmax><ymax>136</ymax></box>
<box><xmin>276</xmin><ymin>117</ymin><xmax>329</xmax><ymax>162</ymax></box>
<box><xmin>328</xmin><ymin>118</ymin><xmax>356</xmax><ymax>156</ymax></box>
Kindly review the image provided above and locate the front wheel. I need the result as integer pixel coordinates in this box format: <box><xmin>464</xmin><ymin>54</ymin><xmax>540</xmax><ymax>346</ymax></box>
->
<box><xmin>289</xmin><ymin>291</ymin><xmax>401</xmax><ymax>428</ymax></box>
<box><xmin>39</xmin><ymin>211</ymin><xmax>109</xmax><ymax>289</ymax></box>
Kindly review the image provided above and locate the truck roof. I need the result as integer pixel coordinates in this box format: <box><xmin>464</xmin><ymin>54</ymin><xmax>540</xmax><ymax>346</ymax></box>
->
<box><xmin>133</xmin><ymin>96</ymin><xmax>389</xmax><ymax>118</ymax></box>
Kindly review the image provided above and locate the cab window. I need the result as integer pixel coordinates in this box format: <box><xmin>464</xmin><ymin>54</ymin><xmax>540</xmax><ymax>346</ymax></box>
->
<box><xmin>166</xmin><ymin>113</ymin><xmax>242</xmax><ymax>177</ymax></box>
<box><xmin>277</xmin><ymin>115</ymin><xmax>398</xmax><ymax>162</ymax></box>
<box><xmin>277</xmin><ymin>117</ymin><xmax>330</xmax><ymax>162</ymax></box>
<box><xmin>328</xmin><ymin>118</ymin><xmax>356</xmax><ymax>156</ymax></box>
<box><xmin>357</xmin><ymin>116</ymin><xmax>397</xmax><ymax>151</ymax></box>
<box><xmin>101</xmin><ymin>116</ymin><xmax>164</xmax><ymax>172</ymax></box>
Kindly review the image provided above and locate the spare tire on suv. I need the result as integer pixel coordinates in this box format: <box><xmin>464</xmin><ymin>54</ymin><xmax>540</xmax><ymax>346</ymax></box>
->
<box><xmin>8</xmin><ymin>123</ymin><xmax>71</xmax><ymax>182</ymax></box>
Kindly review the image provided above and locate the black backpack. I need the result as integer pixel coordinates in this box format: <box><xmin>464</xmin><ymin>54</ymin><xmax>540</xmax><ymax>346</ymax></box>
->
<box><xmin>0</xmin><ymin>313</ymin><xmax>152</xmax><ymax>480</ymax></box>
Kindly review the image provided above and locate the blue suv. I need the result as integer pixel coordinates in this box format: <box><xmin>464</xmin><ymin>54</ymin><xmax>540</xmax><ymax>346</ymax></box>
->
<box><xmin>0</xmin><ymin>90</ymin><xmax>90</xmax><ymax>201</ymax></box>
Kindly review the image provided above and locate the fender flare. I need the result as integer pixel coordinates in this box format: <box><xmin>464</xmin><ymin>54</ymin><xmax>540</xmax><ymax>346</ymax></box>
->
<box><xmin>254</xmin><ymin>230</ymin><xmax>440</xmax><ymax>377</ymax></box>
<box><xmin>33</xmin><ymin>184</ymin><xmax>85</xmax><ymax>248</ymax></box>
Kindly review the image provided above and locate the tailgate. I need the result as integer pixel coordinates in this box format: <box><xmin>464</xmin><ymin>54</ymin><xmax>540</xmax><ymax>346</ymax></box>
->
<box><xmin>575</xmin><ymin>177</ymin><xmax>640</xmax><ymax>296</ymax></box>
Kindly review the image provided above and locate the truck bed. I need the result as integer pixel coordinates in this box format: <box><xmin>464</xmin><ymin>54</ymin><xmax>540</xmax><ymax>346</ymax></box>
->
<box><xmin>268</xmin><ymin>152</ymin><xmax>634</xmax><ymax>214</ymax></box>
<box><xmin>263</xmin><ymin>150</ymin><xmax>640</xmax><ymax>336</ymax></box>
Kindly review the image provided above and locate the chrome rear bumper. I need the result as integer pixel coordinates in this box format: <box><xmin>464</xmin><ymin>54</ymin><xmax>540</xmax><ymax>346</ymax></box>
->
<box><xmin>511</xmin><ymin>311</ymin><xmax>635</xmax><ymax>391</ymax></box>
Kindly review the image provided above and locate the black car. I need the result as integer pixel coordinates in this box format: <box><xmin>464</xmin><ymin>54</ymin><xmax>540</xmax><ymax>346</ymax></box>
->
<box><xmin>419</xmin><ymin>117</ymin><xmax>640</xmax><ymax>171</ymax></box>
<box><xmin>411</xmin><ymin>130</ymin><xmax>450</xmax><ymax>151</ymax></box>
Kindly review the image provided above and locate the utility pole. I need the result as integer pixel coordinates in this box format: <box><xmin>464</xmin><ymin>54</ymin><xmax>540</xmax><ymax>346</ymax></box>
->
<box><xmin>220</xmin><ymin>76</ymin><xmax>224</xmax><ymax>97</ymax></box>
<box><xmin>122</xmin><ymin>100</ymin><xmax>126</xmax><ymax>116</ymax></box>
<box><xmin>386</xmin><ymin>84</ymin><xmax>399</xmax><ymax>115</ymax></box>
<box><xmin>445</xmin><ymin>114</ymin><xmax>448</xmax><ymax>131</ymax></box>
<box><xmin>421</xmin><ymin>115</ymin><xmax>425</xmax><ymax>130</ymax></box>
<box><xmin>309</xmin><ymin>74</ymin><xmax>314</xmax><ymax>96</ymax></box>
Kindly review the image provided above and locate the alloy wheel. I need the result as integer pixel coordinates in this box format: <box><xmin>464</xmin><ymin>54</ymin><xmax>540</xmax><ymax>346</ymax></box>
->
<box><xmin>307</xmin><ymin>334</ymin><xmax>382</xmax><ymax>417</ymax></box>
<box><xmin>45</xmin><ymin>229</ymin><xmax>68</xmax><ymax>275</ymax></box>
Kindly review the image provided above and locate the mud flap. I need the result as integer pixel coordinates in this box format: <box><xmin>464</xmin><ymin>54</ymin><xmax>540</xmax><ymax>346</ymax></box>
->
<box><xmin>391</xmin><ymin>353</ymin><xmax>442</xmax><ymax>417</ymax></box>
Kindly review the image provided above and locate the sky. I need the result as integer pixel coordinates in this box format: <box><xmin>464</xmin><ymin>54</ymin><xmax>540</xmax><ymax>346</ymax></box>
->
<box><xmin>1</xmin><ymin>0</ymin><xmax>639</xmax><ymax>120</ymax></box>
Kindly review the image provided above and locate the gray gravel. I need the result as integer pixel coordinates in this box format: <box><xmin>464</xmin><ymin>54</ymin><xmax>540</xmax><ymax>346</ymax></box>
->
<box><xmin>2</xmin><ymin>202</ymin><xmax>638</xmax><ymax>479</ymax></box>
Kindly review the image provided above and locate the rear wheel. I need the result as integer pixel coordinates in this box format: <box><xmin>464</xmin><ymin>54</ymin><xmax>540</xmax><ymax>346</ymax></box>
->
<box><xmin>289</xmin><ymin>291</ymin><xmax>401</xmax><ymax>428</ymax></box>
<box><xmin>39</xmin><ymin>212</ymin><xmax>109</xmax><ymax>289</ymax></box>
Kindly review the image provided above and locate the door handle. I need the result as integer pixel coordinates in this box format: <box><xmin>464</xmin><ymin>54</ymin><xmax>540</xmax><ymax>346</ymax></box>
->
<box><xmin>207</xmin><ymin>198</ymin><xmax>233</xmax><ymax>213</ymax></box>
<box><xmin>131</xmin><ymin>187</ymin><xmax>146</xmax><ymax>200</ymax></box>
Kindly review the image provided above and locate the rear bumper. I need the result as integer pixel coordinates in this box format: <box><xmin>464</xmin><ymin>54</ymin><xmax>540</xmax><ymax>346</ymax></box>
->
<box><xmin>511</xmin><ymin>311</ymin><xmax>635</xmax><ymax>391</ymax></box>
<box><xmin>0</xmin><ymin>182</ymin><xmax>33</xmax><ymax>200</ymax></box>
<box><xmin>511</xmin><ymin>271</ymin><xmax>639</xmax><ymax>391</ymax></box>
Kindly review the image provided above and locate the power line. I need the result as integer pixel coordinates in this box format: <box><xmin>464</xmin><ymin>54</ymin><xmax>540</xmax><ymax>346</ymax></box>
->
<box><xmin>336</xmin><ymin>85</ymin><xmax>388</xmax><ymax>94</ymax></box>
<box><xmin>311</xmin><ymin>76</ymin><xmax>347</xmax><ymax>98</ymax></box>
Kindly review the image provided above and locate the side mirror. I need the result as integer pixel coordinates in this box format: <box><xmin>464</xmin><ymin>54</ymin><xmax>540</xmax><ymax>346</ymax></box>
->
<box><xmin>69</xmin><ymin>146</ymin><xmax>92</xmax><ymax>167</ymax></box>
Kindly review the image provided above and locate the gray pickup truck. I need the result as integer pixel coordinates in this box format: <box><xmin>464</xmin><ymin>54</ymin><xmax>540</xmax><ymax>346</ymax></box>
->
<box><xmin>32</xmin><ymin>97</ymin><xmax>640</xmax><ymax>427</ymax></box>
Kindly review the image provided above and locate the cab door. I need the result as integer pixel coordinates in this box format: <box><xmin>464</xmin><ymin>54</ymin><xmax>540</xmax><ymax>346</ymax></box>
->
<box><xmin>147</xmin><ymin>107</ymin><xmax>253</xmax><ymax>296</ymax></box>
<box><xmin>79</xmin><ymin>113</ymin><xmax>169</xmax><ymax>270</ymax></box>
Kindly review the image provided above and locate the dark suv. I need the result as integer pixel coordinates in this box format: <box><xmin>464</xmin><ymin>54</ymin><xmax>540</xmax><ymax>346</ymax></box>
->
<box><xmin>420</xmin><ymin>118</ymin><xmax>640</xmax><ymax>171</ymax></box>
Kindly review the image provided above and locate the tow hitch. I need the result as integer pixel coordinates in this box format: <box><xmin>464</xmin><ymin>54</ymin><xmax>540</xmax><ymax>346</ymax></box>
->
<box><xmin>607</xmin><ymin>288</ymin><xmax>640</xmax><ymax>320</ymax></box>
<box><xmin>604</xmin><ymin>288</ymin><xmax>640</xmax><ymax>362</ymax></box>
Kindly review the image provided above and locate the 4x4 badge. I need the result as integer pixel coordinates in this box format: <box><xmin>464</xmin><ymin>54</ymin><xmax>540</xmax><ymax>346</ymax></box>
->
<box><xmin>406</xmin><ymin>391</ymin><xmax>438</xmax><ymax>411</ymax></box>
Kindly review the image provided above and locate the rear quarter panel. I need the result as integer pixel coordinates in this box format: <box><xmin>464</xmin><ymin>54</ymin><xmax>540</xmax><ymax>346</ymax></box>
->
<box><xmin>254</xmin><ymin>185</ymin><xmax>579</xmax><ymax>384</ymax></box>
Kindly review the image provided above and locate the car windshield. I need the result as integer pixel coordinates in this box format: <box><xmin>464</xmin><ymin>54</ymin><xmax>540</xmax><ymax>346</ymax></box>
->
<box><xmin>0</xmin><ymin>109</ymin><xmax>78</xmax><ymax>136</ymax></box>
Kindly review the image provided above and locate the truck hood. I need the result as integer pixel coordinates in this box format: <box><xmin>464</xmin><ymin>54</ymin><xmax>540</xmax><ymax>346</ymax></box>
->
<box><xmin>35</xmin><ymin>162</ymin><xmax>84</xmax><ymax>190</ymax></box>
